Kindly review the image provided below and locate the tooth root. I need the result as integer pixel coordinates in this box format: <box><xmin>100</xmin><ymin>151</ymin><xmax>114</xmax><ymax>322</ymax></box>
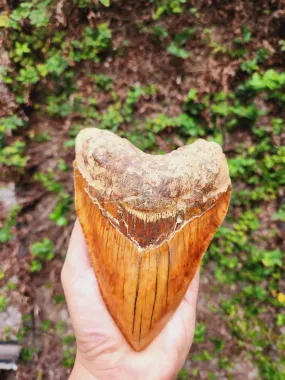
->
<box><xmin>74</xmin><ymin>165</ymin><xmax>231</xmax><ymax>351</ymax></box>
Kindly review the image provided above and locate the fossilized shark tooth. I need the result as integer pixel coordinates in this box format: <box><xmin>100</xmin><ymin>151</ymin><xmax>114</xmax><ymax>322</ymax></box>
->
<box><xmin>74</xmin><ymin>128</ymin><xmax>231</xmax><ymax>351</ymax></box>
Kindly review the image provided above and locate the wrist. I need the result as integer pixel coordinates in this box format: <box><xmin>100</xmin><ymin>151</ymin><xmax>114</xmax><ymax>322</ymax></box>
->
<box><xmin>69</xmin><ymin>350</ymin><xmax>179</xmax><ymax>380</ymax></box>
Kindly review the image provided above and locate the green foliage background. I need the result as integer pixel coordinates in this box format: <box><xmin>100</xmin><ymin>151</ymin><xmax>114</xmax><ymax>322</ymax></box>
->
<box><xmin>0</xmin><ymin>0</ymin><xmax>284</xmax><ymax>379</ymax></box>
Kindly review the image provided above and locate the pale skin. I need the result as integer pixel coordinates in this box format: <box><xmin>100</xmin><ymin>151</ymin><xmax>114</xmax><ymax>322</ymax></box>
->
<box><xmin>61</xmin><ymin>220</ymin><xmax>200</xmax><ymax>380</ymax></box>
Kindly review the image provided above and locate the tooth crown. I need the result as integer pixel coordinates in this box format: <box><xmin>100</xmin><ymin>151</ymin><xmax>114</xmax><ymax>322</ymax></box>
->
<box><xmin>74</xmin><ymin>128</ymin><xmax>231</xmax><ymax>351</ymax></box>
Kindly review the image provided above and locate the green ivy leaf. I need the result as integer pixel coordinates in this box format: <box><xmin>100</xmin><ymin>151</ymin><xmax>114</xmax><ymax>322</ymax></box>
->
<box><xmin>167</xmin><ymin>42</ymin><xmax>189</xmax><ymax>59</ymax></box>
<box><xmin>194</xmin><ymin>323</ymin><xmax>206</xmax><ymax>343</ymax></box>
<box><xmin>31</xmin><ymin>238</ymin><xmax>55</xmax><ymax>261</ymax></box>
<box><xmin>0</xmin><ymin>14</ymin><xmax>9</xmax><ymax>28</ymax></box>
<box><xmin>30</xmin><ymin>259</ymin><xmax>42</xmax><ymax>273</ymax></box>
<box><xmin>99</xmin><ymin>0</ymin><xmax>110</xmax><ymax>6</ymax></box>
<box><xmin>262</xmin><ymin>249</ymin><xmax>283</xmax><ymax>268</ymax></box>
<box><xmin>0</xmin><ymin>295</ymin><xmax>9</xmax><ymax>312</ymax></box>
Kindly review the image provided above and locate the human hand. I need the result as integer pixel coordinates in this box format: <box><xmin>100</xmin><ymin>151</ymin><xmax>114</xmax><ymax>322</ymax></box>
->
<box><xmin>61</xmin><ymin>220</ymin><xmax>200</xmax><ymax>380</ymax></box>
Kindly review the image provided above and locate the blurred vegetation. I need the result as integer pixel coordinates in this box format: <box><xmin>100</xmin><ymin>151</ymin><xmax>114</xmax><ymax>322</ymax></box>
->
<box><xmin>0</xmin><ymin>0</ymin><xmax>284</xmax><ymax>379</ymax></box>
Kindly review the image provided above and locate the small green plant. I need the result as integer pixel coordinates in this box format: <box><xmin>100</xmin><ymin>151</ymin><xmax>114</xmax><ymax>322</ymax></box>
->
<box><xmin>167</xmin><ymin>28</ymin><xmax>194</xmax><ymax>59</ymax></box>
<box><xmin>94</xmin><ymin>74</ymin><xmax>113</xmax><ymax>90</ymax></box>
<box><xmin>219</xmin><ymin>357</ymin><xmax>231</xmax><ymax>370</ymax></box>
<box><xmin>31</xmin><ymin>238</ymin><xmax>55</xmax><ymax>261</ymax></box>
<box><xmin>6</xmin><ymin>281</ymin><xmax>16</xmax><ymax>290</ymax></box>
<box><xmin>30</xmin><ymin>238</ymin><xmax>55</xmax><ymax>272</ymax></box>
<box><xmin>49</xmin><ymin>194</ymin><xmax>72</xmax><ymax>226</ymax></box>
<box><xmin>55</xmin><ymin>294</ymin><xmax>65</xmax><ymax>304</ymax></box>
<box><xmin>203</xmin><ymin>28</ymin><xmax>227</xmax><ymax>55</ymax></box>
<box><xmin>21</xmin><ymin>347</ymin><xmax>34</xmax><ymax>362</ymax></box>
<box><xmin>241</xmin><ymin>69</ymin><xmax>285</xmax><ymax>102</ymax></box>
<box><xmin>124</xmin><ymin>129</ymin><xmax>156</xmax><ymax>152</ymax></box>
<box><xmin>0</xmin><ymin>205</ymin><xmax>21</xmax><ymax>243</ymax></box>
<box><xmin>272</xmin><ymin>118</ymin><xmax>284</xmax><ymax>135</ymax></box>
<box><xmin>123</xmin><ymin>84</ymin><xmax>157</xmax><ymax>122</ymax></box>
<box><xmin>73</xmin><ymin>0</ymin><xmax>91</xmax><ymax>7</ymax></box>
<box><xmin>189</xmin><ymin>7</ymin><xmax>200</xmax><ymax>18</ymax></box>
<box><xmin>194</xmin><ymin>323</ymin><xmax>206</xmax><ymax>343</ymax></box>
<box><xmin>30</xmin><ymin>260</ymin><xmax>42</xmax><ymax>272</ymax></box>
<box><xmin>277</xmin><ymin>314</ymin><xmax>285</xmax><ymax>327</ymax></box>
<box><xmin>0</xmin><ymin>115</ymin><xmax>26</xmax><ymax>135</ymax></box>
<box><xmin>0</xmin><ymin>140</ymin><xmax>29</xmax><ymax>168</ymax></box>
<box><xmin>37</xmin><ymin>52</ymin><xmax>68</xmax><ymax>77</ymax></box>
<box><xmin>153</xmin><ymin>0</ymin><xmax>186</xmax><ymax>19</ymax></box>
<box><xmin>62</xmin><ymin>335</ymin><xmax>76</xmax><ymax>368</ymax></box>
<box><xmin>273</xmin><ymin>204</ymin><xmax>285</xmax><ymax>223</ymax></box>
<box><xmin>55</xmin><ymin>321</ymin><xmax>65</xmax><ymax>334</ymax></box>
<box><xmin>152</xmin><ymin>25</ymin><xmax>168</xmax><ymax>40</ymax></box>
<box><xmin>235</xmin><ymin>26</ymin><xmax>252</xmax><ymax>44</ymax></box>
<box><xmin>34</xmin><ymin>170</ymin><xmax>72</xmax><ymax>226</ymax></box>
<box><xmin>41</xmin><ymin>320</ymin><xmax>52</xmax><ymax>331</ymax></box>
<box><xmin>46</xmin><ymin>93</ymin><xmax>83</xmax><ymax>117</ymax></box>
<box><xmin>177</xmin><ymin>368</ymin><xmax>188</xmax><ymax>380</ymax></box>
<box><xmin>62</xmin><ymin>335</ymin><xmax>75</xmax><ymax>345</ymax></box>
<box><xmin>64</xmin><ymin>124</ymin><xmax>82</xmax><ymax>149</ymax></box>
<box><xmin>145</xmin><ymin>111</ymin><xmax>204</xmax><ymax>138</ymax></box>
<box><xmin>167</xmin><ymin>42</ymin><xmax>189</xmax><ymax>59</ymax></box>
<box><xmin>279</xmin><ymin>40</ymin><xmax>285</xmax><ymax>51</ymax></box>
<box><xmin>8</xmin><ymin>0</ymin><xmax>52</xmax><ymax>29</ymax></box>
<box><xmin>57</xmin><ymin>159</ymin><xmax>69</xmax><ymax>172</ymax></box>
<box><xmin>17</xmin><ymin>66</ymin><xmax>40</xmax><ymax>84</ymax></box>
<box><xmin>69</xmin><ymin>23</ymin><xmax>111</xmax><ymax>62</ymax></box>
<box><xmin>34</xmin><ymin>131</ymin><xmax>51</xmax><ymax>143</ymax></box>
<box><xmin>99</xmin><ymin>103</ymin><xmax>124</xmax><ymax>131</ymax></box>
<box><xmin>210</xmin><ymin>337</ymin><xmax>225</xmax><ymax>353</ymax></box>
<box><xmin>192</xmin><ymin>350</ymin><xmax>214</xmax><ymax>362</ymax></box>
<box><xmin>34</xmin><ymin>170</ymin><xmax>62</xmax><ymax>193</ymax></box>
<box><xmin>174</xmin><ymin>28</ymin><xmax>195</xmax><ymax>46</ymax></box>
<box><xmin>0</xmin><ymin>295</ymin><xmax>9</xmax><ymax>312</ymax></box>
<box><xmin>62</xmin><ymin>347</ymin><xmax>76</xmax><ymax>368</ymax></box>
<box><xmin>261</xmin><ymin>249</ymin><xmax>282</xmax><ymax>268</ymax></box>
<box><xmin>240</xmin><ymin>48</ymin><xmax>270</xmax><ymax>73</ymax></box>
<box><xmin>99</xmin><ymin>0</ymin><xmax>110</xmax><ymax>6</ymax></box>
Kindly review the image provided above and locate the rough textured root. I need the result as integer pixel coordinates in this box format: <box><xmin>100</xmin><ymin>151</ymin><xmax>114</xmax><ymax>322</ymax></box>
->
<box><xmin>75</xmin><ymin>128</ymin><xmax>231</xmax><ymax>249</ymax></box>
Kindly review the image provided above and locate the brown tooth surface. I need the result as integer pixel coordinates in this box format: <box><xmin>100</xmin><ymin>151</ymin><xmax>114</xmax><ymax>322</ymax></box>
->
<box><xmin>74</xmin><ymin>128</ymin><xmax>231</xmax><ymax>351</ymax></box>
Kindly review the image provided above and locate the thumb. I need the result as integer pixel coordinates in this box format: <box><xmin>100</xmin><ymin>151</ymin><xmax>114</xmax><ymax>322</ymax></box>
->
<box><xmin>62</xmin><ymin>219</ymin><xmax>90</xmax><ymax>280</ymax></box>
<box><xmin>61</xmin><ymin>219</ymin><xmax>126</xmax><ymax>346</ymax></box>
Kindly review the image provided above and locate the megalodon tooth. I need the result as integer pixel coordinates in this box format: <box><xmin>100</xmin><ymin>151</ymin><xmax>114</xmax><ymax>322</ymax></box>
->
<box><xmin>74</xmin><ymin>128</ymin><xmax>231</xmax><ymax>351</ymax></box>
